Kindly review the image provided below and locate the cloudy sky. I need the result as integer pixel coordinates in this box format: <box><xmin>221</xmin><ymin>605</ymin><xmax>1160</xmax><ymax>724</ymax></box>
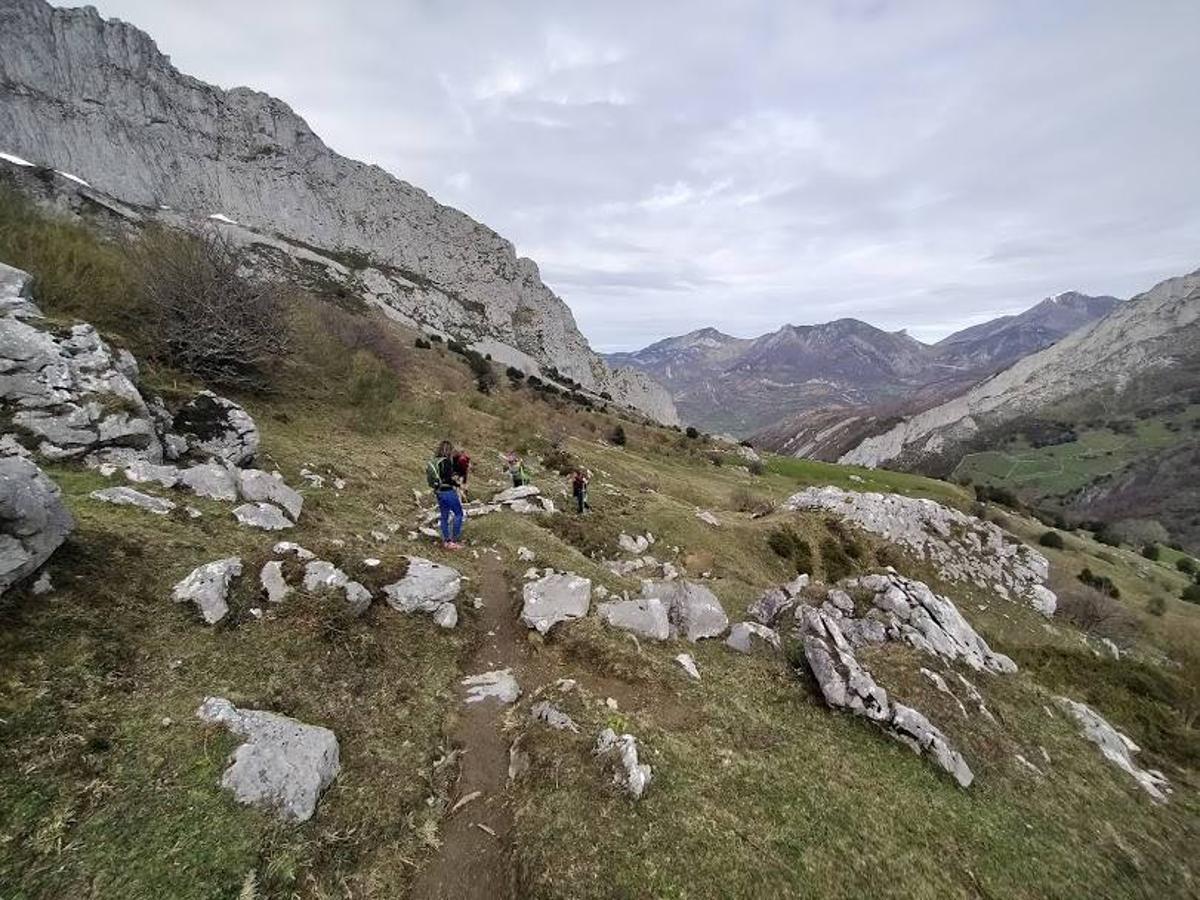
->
<box><xmin>78</xmin><ymin>0</ymin><xmax>1200</xmax><ymax>350</ymax></box>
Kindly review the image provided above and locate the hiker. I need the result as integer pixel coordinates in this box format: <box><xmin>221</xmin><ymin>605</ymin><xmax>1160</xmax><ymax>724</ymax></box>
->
<box><xmin>569</xmin><ymin>466</ymin><xmax>591</xmax><ymax>514</ymax></box>
<box><xmin>427</xmin><ymin>440</ymin><xmax>465</xmax><ymax>549</ymax></box>
<box><xmin>504</xmin><ymin>452</ymin><xmax>528</xmax><ymax>488</ymax></box>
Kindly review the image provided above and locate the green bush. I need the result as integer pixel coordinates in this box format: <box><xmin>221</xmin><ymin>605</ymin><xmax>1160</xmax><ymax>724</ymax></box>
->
<box><xmin>414</xmin><ymin>337</ymin><xmax>431</xmax><ymax>349</ymax></box>
<box><xmin>1148</xmin><ymin>595</ymin><xmax>1167</xmax><ymax>616</ymax></box>
<box><xmin>609</xmin><ymin>424</ymin><xmax>627</xmax><ymax>446</ymax></box>
<box><xmin>685</xmin><ymin>426</ymin><xmax>699</xmax><ymax>439</ymax></box>
<box><xmin>1182</xmin><ymin>584</ymin><xmax>1200</xmax><ymax>605</ymax></box>
<box><xmin>1039</xmin><ymin>530</ymin><xmax>1065</xmax><ymax>549</ymax></box>
<box><xmin>1078</xmin><ymin>567</ymin><xmax>1120</xmax><ymax>599</ymax></box>
<box><xmin>1176</xmin><ymin>557</ymin><xmax>1196</xmax><ymax>575</ymax></box>
<box><xmin>767</xmin><ymin>526</ymin><xmax>814</xmax><ymax>575</ymax></box>
<box><xmin>1141</xmin><ymin>544</ymin><xmax>1161</xmax><ymax>561</ymax></box>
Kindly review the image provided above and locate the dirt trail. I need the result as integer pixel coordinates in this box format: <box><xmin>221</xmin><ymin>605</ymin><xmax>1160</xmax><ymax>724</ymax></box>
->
<box><xmin>410</xmin><ymin>551</ymin><xmax>530</xmax><ymax>900</ymax></box>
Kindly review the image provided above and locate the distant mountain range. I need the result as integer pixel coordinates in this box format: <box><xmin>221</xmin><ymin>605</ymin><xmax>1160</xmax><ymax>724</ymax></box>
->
<box><xmin>606</xmin><ymin>291</ymin><xmax>1120</xmax><ymax>436</ymax></box>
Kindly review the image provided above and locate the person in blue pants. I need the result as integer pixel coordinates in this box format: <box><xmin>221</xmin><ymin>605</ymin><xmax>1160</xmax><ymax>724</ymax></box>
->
<box><xmin>426</xmin><ymin>440</ymin><xmax>466</xmax><ymax>549</ymax></box>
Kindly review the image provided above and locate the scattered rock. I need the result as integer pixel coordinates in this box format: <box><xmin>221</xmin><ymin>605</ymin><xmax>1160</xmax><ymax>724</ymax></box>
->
<box><xmin>598</xmin><ymin>596</ymin><xmax>670</xmax><ymax>641</ymax></box>
<box><xmin>90</xmin><ymin>485</ymin><xmax>176</xmax><ymax>515</ymax></box>
<box><xmin>785</xmin><ymin>487</ymin><xmax>1055</xmax><ymax>615</ymax></box>
<box><xmin>232</xmin><ymin>502</ymin><xmax>293</xmax><ymax>531</ymax></box>
<box><xmin>920</xmin><ymin>668</ymin><xmax>968</xmax><ymax>717</ymax></box>
<box><xmin>179</xmin><ymin>462</ymin><xmax>238</xmax><ymax>501</ymax></box>
<box><xmin>383</xmin><ymin>556</ymin><xmax>460</xmax><ymax>626</ymax></box>
<box><xmin>617</xmin><ymin>532</ymin><xmax>651</xmax><ymax>555</ymax></box>
<box><xmin>521</xmin><ymin>572</ymin><xmax>591</xmax><ymax>634</ymax></box>
<box><xmin>463</xmin><ymin>668</ymin><xmax>520</xmax><ymax>704</ymax></box>
<box><xmin>1055</xmin><ymin>697</ymin><xmax>1170</xmax><ymax>803</ymax></box>
<box><xmin>694</xmin><ymin>509</ymin><xmax>720</xmax><ymax>527</ymax></box>
<box><xmin>492</xmin><ymin>484</ymin><xmax>541</xmax><ymax>504</ymax></box>
<box><xmin>531</xmin><ymin>701</ymin><xmax>579</xmax><ymax>732</ymax></box>
<box><xmin>1098</xmin><ymin>637</ymin><xmax>1122</xmax><ymax>660</ymax></box>
<box><xmin>196</xmin><ymin>696</ymin><xmax>340</xmax><ymax>822</ymax></box>
<box><xmin>725</xmin><ymin>621</ymin><xmax>781</xmax><ymax>654</ymax></box>
<box><xmin>303</xmin><ymin>560</ymin><xmax>372</xmax><ymax>615</ymax></box>
<box><xmin>0</xmin><ymin>455</ymin><xmax>73</xmax><ymax>596</ymax></box>
<box><xmin>172</xmin><ymin>391</ymin><xmax>259</xmax><ymax>466</ymax></box>
<box><xmin>595</xmin><ymin>728</ymin><xmax>652</xmax><ymax>799</ymax></box>
<box><xmin>260</xmin><ymin>560</ymin><xmax>290</xmax><ymax>604</ymax></box>
<box><xmin>237</xmin><ymin>469</ymin><xmax>303</xmax><ymax>520</ymax></box>
<box><xmin>642</xmin><ymin>579</ymin><xmax>728</xmax><ymax>641</ymax></box>
<box><xmin>31</xmin><ymin>568</ymin><xmax>53</xmax><ymax>595</ymax></box>
<box><xmin>273</xmin><ymin>541</ymin><xmax>315</xmax><ymax>560</ymax></box>
<box><xmin>748</xmin><ymin>574</ymin><xmax>810</xmax><ymax>626</ymax></box>
<box><xmin>675</xmin><ymin>652</ymin><xmax>701</xmax><ymax>680</ymax></box>
<box><xmin>517</xmin><ymin>546</ymin><xmax>536</xmax><ymax>562</ymax></box>
<box><xmin>172</xmin><ymin>557</ymin><xmax>242</xmax><ymax>624</ymax></box>
<box><xmin>123</xmin><ymin>460</ymin><xmax>181</xmax><ymax>488</ymax></box>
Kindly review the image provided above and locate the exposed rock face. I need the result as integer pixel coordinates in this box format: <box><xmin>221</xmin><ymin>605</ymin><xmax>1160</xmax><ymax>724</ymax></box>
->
<box><xmin>838</xmin><ymin>270</ymin><xmax>1200</xmax><ymax>469</ymax></box>
<box><xmin>196</xmin><ymin>696</ymin><xmax>340</xmax><ymax>823</ymax></box>
<box><xmin>795</xmin><ymin>603</ymin><xmax>974</xmax><ymax>788</ymax></box>
<box><xmin>594</xmin><ymin>728</ymin><xmax>652</xmax><ymax>799</ymax></box>
<box><xmin>172</xmin><ymin>557</ymin><xmax>242</xmax><ymax>624</ymax></box>
<box><xmin>521</xmin><ymin>572</ymin><xmax>591</xmax><ymax>634</ymax></box>
<box><xmin>1055</xmin><ymin>697</ymin><xmax>1170</xmax><ymax>803</ymax></box>
<box><xmin>0</xmin><ymin>0</ymin><xmax>677</xmax><ymax>424</ymax></box>
<box><xmin>173</xmin><ymin>392</ymin><xmax>259</xmax><ymax>467</ymax></box>
<box><xmin>748</xmin><ymin>574</ymin><xmax>809</xmax><ymax>625</ymax></box>
<box><xmin>785</xmin><ymin>487</ymin><xmax>1054</xmax><ymax>615</ymax></box>
<box><xmin>0</xmin><ymin>454</ymin><xmax>73</xmax><ymax>596</ymax></box>
<box><xmin>0</xmin><ymin>285</ymin><xmax>162</xmax><ymax>463</ymax></box>
<box><xmin>813</xmin><ymin>573</ymin><xmax>1017</xmax><ymax>674</ymax></box>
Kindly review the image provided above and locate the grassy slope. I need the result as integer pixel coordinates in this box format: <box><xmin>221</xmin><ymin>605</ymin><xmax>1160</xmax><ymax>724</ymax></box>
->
<box><xmin>1</xmin><ymin>202</ymin><xmax>1198</xmax><ymax>898</ymax></box>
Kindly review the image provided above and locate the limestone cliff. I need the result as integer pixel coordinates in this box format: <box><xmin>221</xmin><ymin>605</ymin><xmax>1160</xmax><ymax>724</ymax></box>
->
<box><xmin>0</xmin><ymin>0</ymin><xmax>677</xmax><ymax>424</ymax></box>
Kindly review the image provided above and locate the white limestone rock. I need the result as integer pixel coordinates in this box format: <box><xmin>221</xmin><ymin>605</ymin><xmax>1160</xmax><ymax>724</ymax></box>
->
<box><xmin>232</xmin><ymin>502</ymin><xmax>293</xmax><ymax>531</ymax></box>
<box><xmin>598</xmin><ymin>596</ymin><xmax>670</xmax><ymax>641</ymax></box>
<box><xmin>196</xmin><ymin>696</ymin><xmax>340</xmax><ymax>822</ymax></box>
<box><xmin>595</xmin><ymin>728</ymin><xmax>652</xmax><ymax>799</ymax></box>
<box><xmin>463</xmin><ymin>668</ymin><xmax>520</xmax><ymax>704</ymax></box>
<box><xmin>725</xmin><ymin>621</ymin><xmax>781</xmax><ymax>655</ymax></box>
<box><xmin>1056</xmin><ymin>697</ymin><xmax>1170</xmax><ymax>803</ymax></box>
<box><xmin>91</xmin><ymin>485</ymin><xmax>176</xmax><ymax>515</ymax></box>
<box><xmin>171</xmin><ymin>391</ymin><xmax>259</xmax><ymax>466</ymax></box>
<box><xmin>641</xmin><ymin>579</ymin><xmax>728</xmax><ymax>642</ymax></box>
<box><xmin>179</xmin><ymin>462</ymin><xmax>239</xmax><ymax>501</ymax></box>
<box><xmin>302</xmin><ymin>560</ymin><xmax>372</xmax><ymax>616</ymax></box>
<box><xmin>675</xmin><ymin>652</ymin><xmax>701</xmax><ymax>680</ymax></box>
<box><xmin>237</xmin><ymin>469</ymin><xmax>302</xmax><ymax>521</ymax></box>
<box><xmin>260</xmin><ymin>560</ymin><xmax>290</xmax><ymax>604</ymax></box>
<box><xmin>172</xmin><ymin>557</ymin><xmax>242</xmax><ymax>624</ymax></box>
<box><xmin>0</xmin><ymin>455</ymin><xmax>74</xmax><ymax>596</ymax></box>
<box><xmin>521</xmin><ymin>572</ymin><xmax>591</xmax><ymax>634</ymax></box>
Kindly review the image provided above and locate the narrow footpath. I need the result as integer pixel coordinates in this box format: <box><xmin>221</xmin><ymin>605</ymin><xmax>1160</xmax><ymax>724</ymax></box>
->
<box><xmin>410</xmin><ymin>551</ymin><xmax>530</xmax><ymax>900</ymax></box>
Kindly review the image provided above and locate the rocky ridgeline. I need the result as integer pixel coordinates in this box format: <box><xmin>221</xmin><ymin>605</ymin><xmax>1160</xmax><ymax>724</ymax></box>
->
<box><xmin>785</xmin><ymin>486</ymin><xmax>1057</xmax><ymax>616</ymax></box>
<box><xmin>0</xmin><ymin>0</ymin><xmax>678</xmax><ymax>424</ymax></box>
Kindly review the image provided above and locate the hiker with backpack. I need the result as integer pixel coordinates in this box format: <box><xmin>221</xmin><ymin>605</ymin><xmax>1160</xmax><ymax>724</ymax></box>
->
<box><xmin>569</xmin><ymin>466</ymin><xmax>591</xmax><ymax>515</ymax></box>
<box><xmin>503</xmin><ymin>452</ymin><xmax>528</xmax><ymax>488</ymax></box>
<box><xmin>427</xmin><ymin>440</ymin><xmax>465</xmax><ymax>549</ymax></box>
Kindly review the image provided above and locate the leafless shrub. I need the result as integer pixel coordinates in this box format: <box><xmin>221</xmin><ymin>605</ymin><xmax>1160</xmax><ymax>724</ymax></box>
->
<box><xmin>730</xmin><ymin>486</ymin><xmax>773</xmax><ymax>516</ymax></box>
<box><xmin>133</xmin><ymin>227</ymin><xmax>291</xmax><ymax>390</ymax></box>
<box><xmin>1056</xmin><ymin>582</ymin><xmax>1141</xmax><ymax>645</ymax></box>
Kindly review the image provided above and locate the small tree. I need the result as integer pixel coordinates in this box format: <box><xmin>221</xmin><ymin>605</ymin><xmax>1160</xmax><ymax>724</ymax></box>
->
<box><xmin>685</xmin><ymin>426</ymin><xmax>699</xmax><ymax>439</ymax></box>
<box><xmin>609</xmin><ymin>424</ymin><xmax>627</xmax><ymax>446</ymax></box>
<box><xmin>1039</xmin><ymin>530</ymin><xmax>1065</xmax><ymax>549</ymax></box>
<box><xmin>1177</xmin><ymin>557</ymin><xmax>1197</xmax><ymax>575</ymax></box>
<box><xmin>1141</xmin><ymin>544</ymin><xmax>1161</xmax><ymax>561</ymax></box>
<box><xmin>133</xmin><ymin>227</ymin><xmax>290</xmax><ymax>391</ymax></box>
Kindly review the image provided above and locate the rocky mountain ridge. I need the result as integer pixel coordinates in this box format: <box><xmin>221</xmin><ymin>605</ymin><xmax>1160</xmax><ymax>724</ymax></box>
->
<box><xmin>610</xmin><ymin>292</ymin><xmax>1118</xmax><ymax>436</ymax></box>
<box><xmin>0</xmin><ymin>0</ymin><xmax>677</xmax><ymax>424</ymax></box>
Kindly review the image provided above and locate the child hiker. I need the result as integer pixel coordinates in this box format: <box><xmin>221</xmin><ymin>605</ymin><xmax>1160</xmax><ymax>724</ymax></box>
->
<box><xmin>569</xmin><ymin>466</ymin><xmax>591</xmax><ymax>515</ymax></box>
<box><xmin>426</xmin><ymin>440</ymin><xmax>465</xmax><ymax>549</ymax></box>
<box><xmin>504</xmin><ymin>452</ymin><xmax>529</xmax><ymax>488</ymax></box>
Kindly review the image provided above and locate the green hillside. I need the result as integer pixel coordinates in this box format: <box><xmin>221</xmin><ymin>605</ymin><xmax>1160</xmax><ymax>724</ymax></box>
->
<box><xmin>1</xmin><ymin>189</ymin><xmax>1198</xmax><ymax>900</ymax></box>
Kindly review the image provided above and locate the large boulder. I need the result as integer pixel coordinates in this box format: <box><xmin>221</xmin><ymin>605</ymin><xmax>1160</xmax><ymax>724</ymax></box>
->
<box><xmin>597</xmin><ymin>596</ymin><xmax>670</xmax><ymax>641</ymax></box>
<box><xmin>383</xmin><ymin>557</ymin><xmax>460</xmax><ymax>626</ymax></box>
<box><xmin>196</xmin><ymin>696</ymin><xmax>340</xmax><ymax>823</ymax></box>
<box><xmin>521</xmin><ymin>572</ymin><xmax>591</xmax><ymax>634</ymax></box>
<box><xmin>641</xmin><ymin>579</ymin><xmax>728</xmax><ymax>642</ymax></box>
<box><xmin>726</xmin><ymin>621</ymin><xmax>781</xmax><ymax>655</ymax></box>
<box><xmin>237</xmin><ymin>469</ymin><xmax>302</xmax><ymax>521</ymax></box>
<box><xmin>232</xmin><ymin>502</ymin><xmax>292</xmax><ymax>531</ymax></box>
<box><xmin>172</xmin><ymin>391</ymin><xmax>259</xmax><ymax>466</ymax></box>
<box><xmin>0</xmin><ymin>454</ymin><xmax>73</xmax><ymax>596</ymax></box>
<box><xmin>0</xmin><ymin>271</ymin><xmax>162</xmax><ymax>463</ymax></box>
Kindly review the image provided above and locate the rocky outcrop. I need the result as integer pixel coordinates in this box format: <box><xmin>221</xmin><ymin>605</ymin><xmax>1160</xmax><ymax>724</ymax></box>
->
<box><xmin>0</xmin><ymin>0</ymin><xmax>677</xmax><ymax>424</ymax></box>
<box><xmin>0</xmin><ymin>277</ymin><xmax>162</xmax><ymax>463</ymax></box>
<box><xmin>0</xmin><ymin>453</ymin><xmax>73</xmax><ymax>596</ymax></box>
<box><xmin>196</xmin><ymin>696</ymin><xmax>340</xmax><ymax>822</ymax></box>
<box><xmin>796</xmin><ymin>603</ymin><xmax>974</xmax><ymax>787</ymax></box>
<box><xmin>785</xmin><ymin>487</ymin><xmax>1055</xmax><ymax>615</ymax></box>
<box><xmin>641</xmin><ymin>579</ymin><xmax>729</xmax><ymax>642</ymax></box>
<box><xmin>172</xmin><ymin>393</ymin><xmax>260</xmax><ymax>467</ymax></box>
